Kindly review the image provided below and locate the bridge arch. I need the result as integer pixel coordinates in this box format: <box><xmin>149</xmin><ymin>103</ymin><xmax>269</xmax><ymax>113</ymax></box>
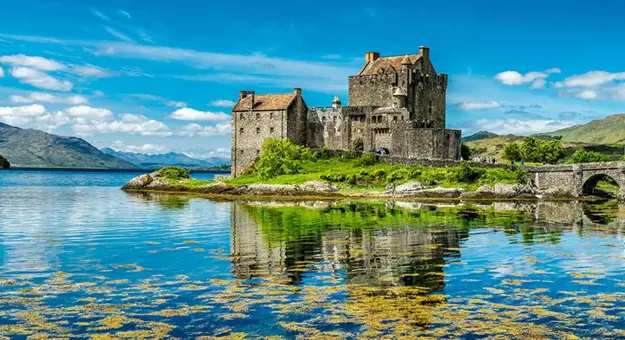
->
<box><xmin>582</xmin><ymin>173</ymin><xmax>621</xmax><ymax>198</ymax></box>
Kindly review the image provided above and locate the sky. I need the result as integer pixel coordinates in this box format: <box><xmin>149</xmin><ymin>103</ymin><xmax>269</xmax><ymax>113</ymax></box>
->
<box><xmin>1</xmin><ymin>0</ymin><xmax>625</xmax><ymax>159</ymax></box>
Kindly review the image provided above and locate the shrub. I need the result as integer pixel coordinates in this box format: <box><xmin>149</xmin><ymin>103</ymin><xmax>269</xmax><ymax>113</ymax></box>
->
<box><xmin>255</xmin><ymin>139</ymin><xmax>313</xmax><ymax>179</ymax></box>
<box><xmin>313</xmin><ymin>146</ymin><xmax>331</xmax><ymax>160</ymax></box>
<box><xmin>355</xmin><ymin>152</ymin><xmax>377</xmax><ymax>167</ymax></box>
<box><xmin>453</xmin><ymin>162</ymin><xmax>485</xmax><ymax>183</ymax></box>
<box><xmin>0</xmin><ymin>155</ymin><xmax>9</xmax><ymax>169</ymax></box>
<box><xmin>320</xmin><ymin>173</ymin><xmax>347</xmax><ymax>183</ymax></box>
<box><xmin>503</xmin><ymin>143</ymin><xmax>522</xmax><ymax>162</ymax></box>
<box><xmin>539</xmin><ymin>140</ymin><xmax>566</xmax><ymax>164</ymax></box>
<box><xmin>567</xmin><ymin>148</ymin><xmax>611</xmax><ymax>164</ymax></box>
<box><xmin>158</xmin><ymin>167</ymin><xmax>190</xmax><ymax>180</ymax></box>
<box><xmin>387</xmin><ymin>168</ymin><xmax>412</xmax><ymax>183</ymax></box>
<box><xmin>461</xmin><ymin>144</ymin><xmax>472</xmax><ymax>161</ymax></box>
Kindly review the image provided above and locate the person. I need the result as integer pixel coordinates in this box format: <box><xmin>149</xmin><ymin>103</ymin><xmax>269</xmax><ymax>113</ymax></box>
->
<box><xmin>520</xmin><ymin>159</ymin><xmax>525</xmax><ymax>166</ymax></box>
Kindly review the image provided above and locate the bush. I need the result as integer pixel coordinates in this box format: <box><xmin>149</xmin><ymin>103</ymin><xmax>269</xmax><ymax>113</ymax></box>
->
<box><xmin>355</xmin><ymin>152</ymin><xmax>377</xmax><ymax>167</ymax></box>
<box><xmin>255</xmin><ymin>139</ymin><xmax>313</xmax><ymax>179</ymax></box>
<box><xmin>461</xmin><ymin>144</ymin><xmax>472</xmax><ymax>161</ymax></box>
<box><xmin>567</xmin><ymin>148</ymin><xmax>611</xmax><ymax>164</ymax></box>
<box><xmin>453</xmin><ymin>162</ymin><xmax>485</xmax><ymax>183</ymax></box>
<box><xmin>313</xmin><ymin>146</ymin><xmax>331</xmax><ymax>160</ymax></box>
<box><xmin>158</xmin><ymin>167</ymin><xmax>190</xmax><ymax>180</ymax></box>
<box><xmin>539</xmin><ymin>140</ymin><xmax>565</xmax><ymax>164</ymax></box>
<box><xmin>503</xmin><ymin>143</ymin><xmax>522</xmax><ymax>162</ymax></box>
<box><xmin>320</xmin><ymin>173</ymin><xmax>347</xmax><ymax>183</ymax></box>
<box><xmin>0</xmin><ymin>155</ymin><xmax>9</xmax><ymax>169</ymax></box>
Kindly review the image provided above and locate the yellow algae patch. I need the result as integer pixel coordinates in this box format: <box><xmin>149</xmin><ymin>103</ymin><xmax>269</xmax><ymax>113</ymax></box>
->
<box><xmin>113</xmin><ymin>264</ymin><xmax>145</xmax><ymax>272</ymax></box>
<box><xmin>183</xmin><ymin>240</ymin><xmax>199</xmax><ymax>245</ymax></box>
<box><xmin>151</xmin><ymin>309</ymin><xmax>189</xmax><ymax>317</ymax></box>
<box><xmin>181</xmin><ymin>284</ymin><xmax>208</xmax><ymax>291</ymax></box>
<box><xmin>220</xmin><ymin>313</ymin><xmax>248</xmax><ymax>320</ymax></box>
<box><xmin>192</xmin><ymin>248</ymin><xmax>206</xmax><ymax>252</ymax></box>
<box><xmin>145</xmin><ymin>241</ymin><xmax>161</xmax><ymax>245</ymax></box>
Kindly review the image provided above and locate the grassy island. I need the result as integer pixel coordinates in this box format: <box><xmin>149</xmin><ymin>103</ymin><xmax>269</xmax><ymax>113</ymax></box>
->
<box><xmin>134</xmin><ymin>139</ymin><xmax>530</xmax><ymax>199</ymax></box>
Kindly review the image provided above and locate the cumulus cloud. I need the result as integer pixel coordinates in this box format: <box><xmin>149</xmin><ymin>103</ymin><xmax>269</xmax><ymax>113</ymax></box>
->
<box><xmin>575</xmin><ymin>90</ymin><xmax>599</xmax><ymax>100</ymax></box>
<box><xmin>10</xmin><ymin>92</ymin><xmax>88</xmax><ymax>105</ymax></box>
<box><xmin>0</xmin><ymin>54</ymin><xmax>65</xmax><ymax>71</ymax></box>
<box><xmin>456</xmin><ymin>100</ymin><xmax>502</xmax><ymax>110</ymax></box>
<box><xmin>169</xmin><ymin>108</ymin><xmax>230</xmax><ymax>121</ymax></box>
<box><xmin>109</xmin><ymin>141</ymin><xmax>170</xmax><ymax>154</ymax></box>
<box><xmin>72</xmin><ymin>113</ymin><xmax>172</xmax><ymax>137</ymax></box>
<box><xmin>494</xmin><ymin>68</ymin><xmax>560</xmax><ymax>89</ymax></box>
<box><xmin>10</xmin><ymin>67</ymin><xmax>73</xmax><ymax>91</ymax></box>
<box><xmin>210</xmin><ymin>100</ymin><xmax>235</xmax><ymax>107</ymax></box>
<box><xmin>65</xmin><ymin>105</ymin><xmax>113</xmax><ymax>121</ymax></box>
<box><xmin>555</xmin><ymin>71</ymin><xmax>625</xmax><ymax>88</ymax></box>
<box><xmin>0</xmin><ymin>104</ymin><xmax>47</xmax><ymax>126</ymax></box>
<box><xmin>178</xmin><ymin>122</ymin><xmax>231</xmax><ymax>137</ymax></box>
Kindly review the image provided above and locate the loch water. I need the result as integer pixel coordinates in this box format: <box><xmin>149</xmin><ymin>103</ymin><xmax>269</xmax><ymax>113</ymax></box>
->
<box><xmin>1</xmin><ymin>170</ymin><xmax>625</xmax><ymax>338</ymax></box>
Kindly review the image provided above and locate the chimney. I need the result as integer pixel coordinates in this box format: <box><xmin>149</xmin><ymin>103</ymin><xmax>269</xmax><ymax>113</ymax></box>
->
<box><xmin>294</xmin><ymin>88</ymin><xmax>302</xmax><ymax>97</ymax></box>
<box><xmin>365</xmin><ymin>52</ymin><xmax>380</xmax><ymax>63</ymax></box>
<box><xmin>419</xmin><ymin>46</ymin><xmax>430</xmax><ymax>63</ymax></box>
<box><xmin>239</xmin><ymin>90</ymin><xmax>255</xmax><ymax>100</ymax></box>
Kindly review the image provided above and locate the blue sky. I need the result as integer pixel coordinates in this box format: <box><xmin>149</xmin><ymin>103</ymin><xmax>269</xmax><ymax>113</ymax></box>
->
<box><xmin>1</xmin><ymin>0</ymin><xmax>625</xmax><ymax>158</ymax></box>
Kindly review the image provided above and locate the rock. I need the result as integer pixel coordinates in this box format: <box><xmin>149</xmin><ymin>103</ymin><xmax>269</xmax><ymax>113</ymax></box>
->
<box><xmin>123</xmin><ymin>173</ymin><xmax>154</xmax><ymax>189</ymax></box>
<box><xmin>541</xmin><ymin>187</ymin><xmax>576</xmax><ymax>199</ymax></box>
<box><xmin>414</xmin><ymin>187</ymin><xmax>463</xmax><ymax>198</ymax></box>
<box><xmin>393</xmin><ymin>182</ymin><xmax>423</xmax><ymax>193</ymax></box>
<box><xmin>300</xmin><ymin>181</ymin><xmax>339</xmax><ymax>193</ymax></box>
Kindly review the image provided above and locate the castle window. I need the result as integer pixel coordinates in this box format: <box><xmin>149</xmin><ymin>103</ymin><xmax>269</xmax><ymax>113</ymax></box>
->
<box><xmin>393</xmin><ymin>116</ymin><xmax>398</xmax><ymax>122</ymax></box>
<box><xmin>256</xmin><ymin>149</ymin><xmax>260</xmax><ymax>156</ymax></box>
<box><xmin>270</xmin><ymin>112</ymin><xmax>273</xmax><ymax>119</ymax></box>
<box><xmin>240</xmin><ymin>149</ymin><xmax>244</xmax><ymax>155</ymax></box>
<box><xmin>256</xmin><ymin>127</ymin><xmax>260</xmax><ymax>134</ymax></box>
<box><xmin>322</xmin><ymin>116</ymin><xmax>326</xmax><ymax>122</ymax></box>
<box><xmin>401</xmin><ymin>116</ymin><xmax>404</xmax><ymax>121</ymax></box>
<box><xmin>270</xmin><ymin>127</ymin><xmax>274</xmax><ymax>133</ymax></box>
<box><xmin>429</xmin><ymin>100</ymin><xmax>433</xmax><ymax>114</ymax></box>
<box><xmin>239</xmin><ymin>128</ymin><xmax>244</xmax><ymax>134</ymax></box>
<box><xmin>256</xmin><ymin>112</ymin><xmax>260</xmax><ymax>119</ymax></box>
<box><xmin>333</xmin><ymin>116</ymin><xmax>337</xmax><ymax>123</ymax></box>
<box><xmin>239</xmin><ymin>113</ymin><xmax>244</xmax><ymax>120</ymax></box>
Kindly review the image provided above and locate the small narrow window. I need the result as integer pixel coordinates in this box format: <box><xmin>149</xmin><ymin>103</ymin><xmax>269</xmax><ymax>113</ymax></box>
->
<box><xmin>240</xmin><ymin>149</ymin><xmax>244</xmax><ymax>155</ymax></box>
<box><xmin>256</xmin><ymin>112</ymin><xmax>260</xmax><ymax>119</ymax></box>
<box><xmin>256</xmin><ymin>127</ymin><xmax>260</xmax><ymax>134</ymax></box>
<box><xmin>239</xmin><ymin>113</ymin><xmax>244</xmax><ymax>119</ymax></box>
<box><xmin>256</xmin><ymin>149</ymin><xmax>260</xmax><ymax>156</ymax></box>
<box><xmin>239</xmin><ymin>128</ymin><xmax>244</xmax><ymax>134</ymax></box>
<box><xmin>333</xmin><ymin>116</ymin><xmax>337</xmax><ymax>123</ymax></box>
<box><xmin>270</xmin><ymin>112</ymin><xmax>274</xmax><ymax>119</ymax></box>
<box><xmin>393</xmin><ymin>116</ymin><xmax>398</xmax><ymax>121</ymax></box>
<box><xmin>270</xmin><ymin>127</ymin><xmax>274</xmax><ymax>133</ymax></box>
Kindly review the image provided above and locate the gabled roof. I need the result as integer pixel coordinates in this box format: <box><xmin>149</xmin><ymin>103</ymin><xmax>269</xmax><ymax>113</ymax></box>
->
<box><xmin>232</xmin><ymin>93</ymin><xmax>296</xmax><ymax>111</ymax></box>
<box><xmin>359</xmin><ymin>53</ymin><xmax>421</xmax><ymax>76</ymax></box>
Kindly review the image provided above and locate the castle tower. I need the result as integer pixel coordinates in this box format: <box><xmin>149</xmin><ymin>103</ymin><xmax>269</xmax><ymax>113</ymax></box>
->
<box><xmin>332</xmin><ymin>96</ymin><xmax>342</xmax><ymax>109</ymax></box>
<box><xmin>393</xmin><ymin>87</ymin><xmax>407</xmax><ymax>108</ymax></box>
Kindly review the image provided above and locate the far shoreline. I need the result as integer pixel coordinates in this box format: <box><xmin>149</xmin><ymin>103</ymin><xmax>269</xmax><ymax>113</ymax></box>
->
<box><xmin>7</xmin><ymin>167</ymin><xmax>231</xmax><ymax>174</ymax></box>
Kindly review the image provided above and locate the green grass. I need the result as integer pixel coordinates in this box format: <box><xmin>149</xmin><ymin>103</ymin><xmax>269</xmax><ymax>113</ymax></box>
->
<box><xmin>173</xmin><ymin>156</ymin><xmax>526</xmax><ymax>193</ymax></box>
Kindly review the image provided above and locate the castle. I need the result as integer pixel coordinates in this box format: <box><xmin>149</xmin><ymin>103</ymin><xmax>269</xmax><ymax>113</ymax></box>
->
<box><xmin>231</xmin><ymin>46</ymin><xmax>461</xmax><ymax>177</ymax></box>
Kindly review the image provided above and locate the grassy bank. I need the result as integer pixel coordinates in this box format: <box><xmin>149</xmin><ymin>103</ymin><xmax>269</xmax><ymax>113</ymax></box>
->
<box><xmin>159</xmin><ymin>139</ymin><xmax>526</xmax><ymax>193</ymax></box>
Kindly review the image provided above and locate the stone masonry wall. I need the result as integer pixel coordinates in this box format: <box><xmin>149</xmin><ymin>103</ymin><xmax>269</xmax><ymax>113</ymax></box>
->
<box><xmin>348</xmin><ymin>72</ymin><xmax>398</xmax><ymax>107</ymax></box>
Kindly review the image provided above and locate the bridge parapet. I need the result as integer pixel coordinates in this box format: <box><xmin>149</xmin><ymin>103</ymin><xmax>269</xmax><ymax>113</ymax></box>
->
<box><xmin>524</xmin><ymin>161</ymin><xmax>625</xmax><ymax>196</ymax></box>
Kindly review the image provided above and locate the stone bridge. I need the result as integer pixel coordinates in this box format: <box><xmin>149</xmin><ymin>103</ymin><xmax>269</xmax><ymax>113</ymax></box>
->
<box><xmin>525</xmin><ymin>162</ymin><xmax>625</xmax><ymax>196</ymax></box>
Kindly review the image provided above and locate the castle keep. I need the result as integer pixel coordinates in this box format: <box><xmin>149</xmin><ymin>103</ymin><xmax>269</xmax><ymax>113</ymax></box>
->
<box><xmin>231</xmin><ymin>46</ymin><xmax>461</xmax><ymax>177</ymax></box>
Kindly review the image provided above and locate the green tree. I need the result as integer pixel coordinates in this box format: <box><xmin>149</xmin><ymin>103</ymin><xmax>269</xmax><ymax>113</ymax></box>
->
<box><xmin>0</xmin><ymin>155</ymin><xmax>9</xmax><ymax>169</ymax></box>
<box><xmin>503</xmin><ymin>143</ymin><xmax>522</xmax><ymax>162</ymax></box>
<box><xmin>520</xmin><ymin>137</ymin><xmax>542</xmax><ymax>162</ymax></box>
<box><xmin>255</xmin><ymin>138</ymin><xmax>312</xmax><ymax>179</ymax></box>
<box><xmin>460</xmin><ymin>144</ymin><xmax>472</xmax><ymax>161</ymax></box>
<box><xmin>567</xmin><ymin>148</ymin><xmax>611</xmax><ymax>164</ymax></box>
<box><xmin>539</xmin><ymin>139</ymin><xmax>565</xmax><ymax>164</ymax></box>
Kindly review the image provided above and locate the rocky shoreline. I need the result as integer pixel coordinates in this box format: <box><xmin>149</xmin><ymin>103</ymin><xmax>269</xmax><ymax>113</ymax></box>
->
<box><xmin>122</xmin><ymin>171</ymin><xmax>580</xmax><ymax>200</ymax></box>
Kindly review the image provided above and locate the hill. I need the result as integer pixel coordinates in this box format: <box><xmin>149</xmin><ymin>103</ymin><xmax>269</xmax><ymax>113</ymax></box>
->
<box><xmin>461</xmin><ymin>131</ymin><xmax>498</xmax><ymax>143</ymax></box>
<box><xmin>0</xmin><ymin>122</ymin><xmax>136</xmax><ymax>169</ymax></box>
<box><xmin>546</xmin><ymin>114</ymin><xmax>625</xmax><ymax>144</ymax></box>
<box><xmin>464</xmin><ymin>134</ymin><xmax>624</xmax><ymax>163</ymax></box>
<box><xmin>101</xmin><ymin>148</ymin><xmax>230</xmax><ymax>169</ymax></box>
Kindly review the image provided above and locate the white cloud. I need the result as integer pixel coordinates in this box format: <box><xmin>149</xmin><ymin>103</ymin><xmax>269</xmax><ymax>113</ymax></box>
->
<box><xmin>37</xmin><ymin>111</ymin><xmax>71</xmax><ymax>130</ymax></box>
<box><xmin>494</xmin><ymin>68</ymin><xmax>560</xmax><ymax>88</ymax></box>
<box><xmin>109</xmin><ymin>141</ymin><xmax>170</xmax><ymax>154</ymax></box>
<box><xmin>92</xmin><ymin>90</ymin><xmax>104</xmax><ymax>97</ymax></box>
<box><xmin>555</xmin><ymin>71</ymin><xmax>625</xmax><ymax>88</ymax></box>
<box><xmin>138</xmin><ymin>30</ymin><xmax>153</xmax><ymax>43</ymax></box>
<box><xmin>456</xmin><ymin>100</ymin><xmax>502</xmax><ymax>110</ymax></box>
<box><xmin>131</xmin><ymin>94</ymin><xmax>186</xmax><ymax>107</ymax></box>
<box><xmin>210</xmin><ymin>100</ymin><xmax>235</xmax><ymax>107</ymax></box>
<box><xmin>91</xmin><ymin>9</ymin><xmax>110</xmax><ymax>21</ymax></box>
<box><xmin>0</xmin><ymin>54</ymin><xmax>65</xmax><ymax>71</ymax></box>
<box><xmin>10</xmin><ymin>67</ymin><xmax>73</xmax><ymax>91</ymax></box>
<box><xmin>576</xmin><ymin>90</ymin><xmax>599</xmax><ymax>100</ymax></box>
<box><xmin>71</xmin><ymin>64</ymin><xmax>111</xmax><ymax>78</ymax></box>
<box><xmin>0</xmin><ymin>104</ymin><xmax>47</xmax><ymax>126</ymax></box>
<box><xmin>103</xmin><ymin>26</ymin><xmax>135</xmax><ymax>43</ymax></box>
<box><xmin>118</xmin><ymin>10</ymin><xmax>132</xmax><ymax>19</ymax></box>
<box><xmin>169</xmin><ymin>107</ymin><xmax>230</xmax><ymax>121</ymax></box>
<box><xmin>0</xmin><ymin>67</ymin><xmax>3</xmax><ymax>78</ymax></box>
<box><xmin>10</xmin><ymin>92</ymin><xmax>89</xmax><ymax>105</ymax></box>
<box><xmin>178</xmin><ymin>122</ymin><xmax>231</xmax><ymax>137</ymax></box>
<box><xmin>471</xmin><ymin>118</ymin><xmax>573</xmax><ymax>135</ymax></box>
<box><xmin>166</xmin><ymin>101</ymin><xmax>186</xmax><ymax>108</ymax></box>
<box><xmin>72</xmin><ymin>113</ymin><xmax>172</xmax><ymax>137</ymax></box>
<box><xmin>65</xmin><ymin>105</ymin><xmax>113</xmax><ymax>121</ymax></box>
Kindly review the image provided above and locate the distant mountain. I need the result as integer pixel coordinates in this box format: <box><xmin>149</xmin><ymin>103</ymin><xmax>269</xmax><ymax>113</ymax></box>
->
<box><xmin>461</xmin><ymin>131</ymin><xmax>498</xmax><ymax>143</ymax></box>
<box><xmin>0</xmin><ymin>122</ymin><xmax>136</xmax><ymax>169</ymax></box>
<box><xmin>545</xmin><ymin>114</ymin><xmax>625</xmax><ymax>144</ymax></box>
<box><xmin>101</xmin><ymin>148</ymin><xmax>230</xmax><ymax>169</ymax></box>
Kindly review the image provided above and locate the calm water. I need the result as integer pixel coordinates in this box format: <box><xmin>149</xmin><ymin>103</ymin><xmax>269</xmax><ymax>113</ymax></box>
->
<box><xmin>1</xmin><ymin>170</ymin><xmax>625</xmax><ymax>338</ymax></box>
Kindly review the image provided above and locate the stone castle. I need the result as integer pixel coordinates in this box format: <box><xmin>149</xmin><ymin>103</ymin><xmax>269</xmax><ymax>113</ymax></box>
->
<box><xmin>231</xmin><ymin>46</ymin><xmax>461</xmax><ymax>177</ymax></box>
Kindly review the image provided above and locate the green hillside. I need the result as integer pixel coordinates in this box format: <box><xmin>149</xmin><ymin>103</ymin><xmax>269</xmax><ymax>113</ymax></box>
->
<box><xmin>461</xmin><ymin>131</ymin><xmax>498</xmax><ymax>142</ymax></box>
<box><xmin>546</xmin><ymin>114</ymin><xmax>625</xmax><ymax>144</ymax></box>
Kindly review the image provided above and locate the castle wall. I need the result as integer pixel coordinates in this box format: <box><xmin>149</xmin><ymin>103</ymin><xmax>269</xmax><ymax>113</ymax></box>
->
<box><xmin>348</xmin><ymin>72</ymin><xmax>399</xmax><ymax>107</ymax></box>
<box><xmin>307</xmin><ymin>107</ymin><xmax>345</xmax><ymax>150</ymax></box>
<box><xmin>410</xmin><ymin>74</ymin><xmax>447</xmax><ymax>128</ymax></box>
<box><xmin>286</xmin><ymin>96</ymin><xmax>308</xmax><ymax>145</ymax></box>
<box><xmin>232</xmin><ymin>109</ymin><xmax>288</xmax><ymax>177</ymax></box>
<box><xmin>402</xmin><ymin>128</ymin><xmax>461</xmax><ymax>160</ymax></box>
